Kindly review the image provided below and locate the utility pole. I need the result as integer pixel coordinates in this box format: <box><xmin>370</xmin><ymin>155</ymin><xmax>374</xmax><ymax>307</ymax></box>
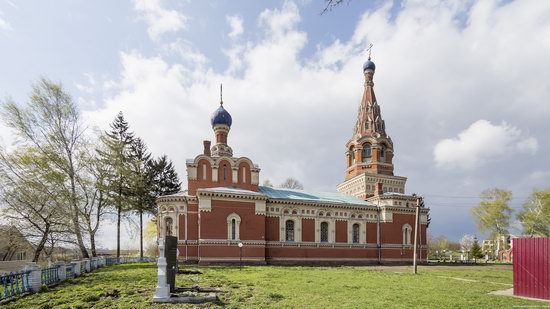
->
<box><xmin>377</xmin><ymin>199</ymin><xmax>381</xmax><ymax>264</ymax></box>
<box><xmin>413</xmin><ymin>196</ymin><xmax>421</xmax><ymax>274</ymax></box>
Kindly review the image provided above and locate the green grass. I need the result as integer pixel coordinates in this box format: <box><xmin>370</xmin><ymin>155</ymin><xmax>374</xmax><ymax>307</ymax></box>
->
<box><xmin>2</xmin><ymin>263</ymin><xmax>546</xmax><ymax>308</ymax></box>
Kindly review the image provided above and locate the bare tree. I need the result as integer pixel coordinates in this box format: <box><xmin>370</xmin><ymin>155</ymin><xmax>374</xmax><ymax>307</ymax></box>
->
<box><xmin>78</xmin><ymin>148</ymin><xmax>110</xmax><ymax>257</ymax></box>
<box><xmin>279</xmin><ymin>177</ymin><xmax>304</xmax><ymax>190</ymax></box>
<box><xmin>460</xmin><ymin>234</ymin><xmax>475</xmax><ymax>259</ymax></box>
<box><xmin>321</xmin><ymin>0</ymin><xmax>348</xmax><ymax>15</ymax></box>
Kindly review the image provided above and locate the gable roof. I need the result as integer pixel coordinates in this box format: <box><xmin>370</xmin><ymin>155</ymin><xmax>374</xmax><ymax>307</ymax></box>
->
<box><xmin>258</xmin><ymin>186</ymin><xmax>374</xmax><ymax>207</ymax></box>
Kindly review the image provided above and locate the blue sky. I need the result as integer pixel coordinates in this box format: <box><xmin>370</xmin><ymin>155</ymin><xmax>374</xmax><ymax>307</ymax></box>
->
<box><xmin>1</xmin><ymin>0</ymin><xmax>549</xmax><ymax>250</ymax></box>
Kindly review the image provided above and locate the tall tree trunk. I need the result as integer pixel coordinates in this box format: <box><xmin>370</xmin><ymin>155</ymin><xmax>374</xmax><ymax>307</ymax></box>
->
<box><xmin>33</xmin><ymin>224</ymin><xmax>50</xmax><ymax>262</ymax></box>
<box><xmin>69</xmin><ymin>170</ymin><xmax>89</xmax><ymax>258</ymax></box>
<box><xmin>90</xmin><ymin>233</ymin><xmax>97</xmax><ymax>257</ymax></box>
<box><xmin>140</xmin><ymin>208</ymin><xmax>143</xmax><ymax>260</ymax></box>
<box><xmin>117</xmin><ymin>203</ymin><xmax>121</xmax><ymax>259</ymax></box>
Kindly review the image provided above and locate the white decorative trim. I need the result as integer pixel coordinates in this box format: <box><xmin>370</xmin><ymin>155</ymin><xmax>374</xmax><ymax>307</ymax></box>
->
<box><xmin>279</xmin><ymin>217</ymin><xmax>302</xmax><ymax>242</ymax></box>
<box><xmin>187</xmin><ymin>166</ymin><xmax>197</xmax><ymax>180</ymax></box>
<box><xmin>402</xmin><ymin>224</ymin><xmax>412</xmax><ymax>245</ymax></box>
<box><xmin>347</xmin><ymin>221</ymin><xmax>366</xmax><ymax>244</ymax></box>
<box><xmin>251</xmin><ymin>171</ymin><xmax>259</xmax><ymax>185</ymax></box>
<box><xmin>255</xmin><ymin>200</ymin><xmax>266</xmax><ymax>215</ymax></box>
<box><xmin>226</xmin><ymin>213</ymin><xmax>241</xmax><ymax>240</ymax></box>
<box><xmin>315</xmin><ymin>218</ymin><xmax>335</xmax><ymax>243</ymax></box>
<box><xmin>232</xmin><ymin>169</ymin><xmax>238</xmax><ymax>184</ymax></box>
<box><xmin>212</xmin><ymin>167</ymin><xmax>218</xmax><ymax>182</ymax></box>
<box><xmin>198</xmin><ymin>196</ymin><xmax>212</xmax><ymax>212</ymax></box>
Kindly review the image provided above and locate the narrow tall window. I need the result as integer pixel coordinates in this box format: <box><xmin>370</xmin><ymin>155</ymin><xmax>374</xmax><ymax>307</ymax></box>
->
<box><xmin>320</xmin><ymin>222</ymin><xmax>329</xmax><ymax>243</ymax></box>
<box><xmin>285</xmin><ymin>220</ymin><xmax>295</xmax><ymax>242</ymax></box>
<box><xmin>403</xmin><ymin>224</ymin><xmax>412</xmax><ymax>245</ymax></box>
<box><xmin>223</xmin><ymin>165</ymin><xmax>227</xmax><ymax>181</ymax></box>
<box><xmin>352</xmin><ymin>223</ymin><xmax>360</xmax><ymax>243</ymax></box>
<box><xmin>380</xmin><ymin>145</ymin><xmax>386</xmax><ymax>162</ymax></box>
<box><xmin>231</xmin><ymin>218</ymin><xmax>236</xmax><ymax>240</ymax></box>
<box><xmin>350</xmin><ymin>147</ymin><xmax>355</xmax><ymax>164</ymax></box>
<box><xmin>165</xmin><ymin>217</ymin><xmax>173</xmax><ymax>236</ymax></box>
<box><xmin>202</xmin><ymin>164</ymin><xmax>207</xmax><ymax>180</ymax></box>
<box><xmin>362</xmin><ymin>144</ymin><xmax>372</xmax><ymax>162</ymax></box>
<box><xmin>242</xmin><ymin>166</ymin><xmax>246</xmax><ymax>183</ymax></box>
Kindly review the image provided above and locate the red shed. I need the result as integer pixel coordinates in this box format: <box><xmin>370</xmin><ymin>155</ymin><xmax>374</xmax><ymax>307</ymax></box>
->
<box><xmin>513</xmin><ymin>237</ymin><xmax>550</xmax><ymax>300</ymax></box>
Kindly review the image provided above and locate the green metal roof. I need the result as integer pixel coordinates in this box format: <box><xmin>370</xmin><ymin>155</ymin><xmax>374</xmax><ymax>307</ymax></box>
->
<box><xmin>258</xmin><ymin>186</ymin><xmax>373</xmax><ymax>206</ymax></box>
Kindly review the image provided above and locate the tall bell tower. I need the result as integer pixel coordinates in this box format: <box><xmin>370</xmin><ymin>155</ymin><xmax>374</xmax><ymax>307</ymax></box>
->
<box><xmin>337</xmin><ymin>51</ymin><xmax>408</xmax><ymax>200</ymax></box>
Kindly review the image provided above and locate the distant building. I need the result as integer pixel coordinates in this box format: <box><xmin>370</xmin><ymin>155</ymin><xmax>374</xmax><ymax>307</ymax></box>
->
<box><xmin>157</xmin><ymin>54</ymin><xmax>430</xmax><ymax>264</ymax></box>
<box><xmin>0</xmin><ymin>225</ymin><xmax>33</xmax><ymax>261</ymax></box>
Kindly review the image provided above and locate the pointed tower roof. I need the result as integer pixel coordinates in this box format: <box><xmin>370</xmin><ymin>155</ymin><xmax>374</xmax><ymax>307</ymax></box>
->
<box><xmin>351</xmin><ymin>56</ymin><xmax>389</xmax><ymax>141</ymax></box>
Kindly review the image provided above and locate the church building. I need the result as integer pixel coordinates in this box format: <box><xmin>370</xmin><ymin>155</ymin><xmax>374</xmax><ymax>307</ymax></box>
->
<box><xmin>157</xmin><ymin>54</ymin><xmax>429</xmax><ymax>264</ymax></box>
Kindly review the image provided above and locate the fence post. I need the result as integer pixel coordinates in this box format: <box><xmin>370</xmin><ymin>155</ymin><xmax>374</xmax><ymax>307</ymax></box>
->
<box><xmin>83</xmin><ymin>259</ymin><xmax>90</xmax><ymax>272</ymax></box>
<box><xmin>56</xmin><ymin>262</ymin><xmax>66</xmax><ymax>282</ymax></box>
<box><xmin>22</xmin><ymin>262</ymin><xmax>41</xmax><ymax>293</ymax></box>
<box><xmin>72</xmin><ymin>260</ymin><xmax>82</xmax><ymax>277</ymax></box>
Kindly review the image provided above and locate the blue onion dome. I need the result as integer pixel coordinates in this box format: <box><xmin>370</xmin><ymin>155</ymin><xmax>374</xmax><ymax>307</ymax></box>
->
<box><xmin>211</xmin><ymin>104</ymin><xmax>232</xmax><ymax>127</ymax></box>
<box><xmin>363</xmin><ymin>58</ymin><xmax>376</xmax><ymax>71</ymax></box>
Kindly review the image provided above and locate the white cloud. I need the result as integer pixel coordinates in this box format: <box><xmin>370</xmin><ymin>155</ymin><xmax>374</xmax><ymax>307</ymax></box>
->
<box><xmin>133</xmin><ymin>0</ymin><xmax>186</xmax><ymax>40</ymax></box>
<box><xmin>82</xmin><ymin>1</ymin><xmax>550</xmax><ymax>244</ymax></box>
<box><xmin>86</xmin><ymin>1</ymin><xmax>550</xmax><ymax>189</ymax></box>
<box><xmin>0</xmin><ymin>14</ymin><xmax>13</xmax><ymax>32</ymax></box>
<box><xmin>226</xmin><ymin>15</ymin><xmax>243</xmax><ymax>39</ymax></box>
<box><xmin>434</xmin><ymin>120</ymin><xmax>538</xmax><ymax>170</ymax></box>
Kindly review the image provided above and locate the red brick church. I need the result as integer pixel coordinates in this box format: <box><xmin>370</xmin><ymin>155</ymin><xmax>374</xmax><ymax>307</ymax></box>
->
<box><xmin>157</xmin><ymin>55</ymin><xmax>429</xmax><ymax>264</ymax></box>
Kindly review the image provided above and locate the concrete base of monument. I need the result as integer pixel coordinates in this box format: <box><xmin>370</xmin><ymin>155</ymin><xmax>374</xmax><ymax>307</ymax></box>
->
<box><xmin>153</xmin><ymin>286</ymin><xmax>222</xmax><ymax>304</ymax></box>
<box><xmin>152</xmin><ymin>292</ymin><xmax>219</xmax><ymax>304</ymax></box>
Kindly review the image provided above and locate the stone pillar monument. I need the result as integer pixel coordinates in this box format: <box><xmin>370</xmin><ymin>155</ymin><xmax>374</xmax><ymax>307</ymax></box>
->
<box><xmin>153</xmin><ymin>238</ymin><xmax>170</xmax><ymax>301</ymax></box>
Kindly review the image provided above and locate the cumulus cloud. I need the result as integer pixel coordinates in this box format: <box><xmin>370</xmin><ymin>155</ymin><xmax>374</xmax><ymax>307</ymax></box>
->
<box><xmin>86</xmin><ymin>0</ymin><xmax>550</xmax><ymax>196</ymax></box>
<box><xmin>133</xmin><ymin>0</ymin><xmax>186</xmax><ymax>40</ymax></box>
<box><xmin>434</xmin><ymin>120</ymin><xmax>538</xmax><ymax>169</ymax></box>
<box><xmin>227</xmin><ymin>15</ymin><xmax>243</xmax><ymax>39</ymax></box>
<box><xmin>0</xmin><ymin>14</ymin><xmax>12</xmax><ymax>32</ymax></box>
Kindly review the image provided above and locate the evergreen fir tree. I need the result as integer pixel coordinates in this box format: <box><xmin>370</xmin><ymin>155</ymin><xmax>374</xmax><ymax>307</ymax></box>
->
<box><xmin>150</xmin><ymin>155</ymin><xmax>181</xmax><ymax>201</ymax></box>
<box><xmin>97</xmin><ymin>111</ymin><xmax>135</xmax><ymax>259</ymax></box>
<box><xmin>127</xmin><ymin>137</ymin><xmax>155</xmax><ymax>259</ymax></box>
<box><xmin>471</xmin><ymin>237</ymin><xmax>484</xmax><ymax>262</ymax></box>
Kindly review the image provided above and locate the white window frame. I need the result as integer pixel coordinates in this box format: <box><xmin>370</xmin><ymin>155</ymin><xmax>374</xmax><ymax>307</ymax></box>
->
<box><xmin>227</xmin><ymin>213</ymin><xmax>241</xmax><ymax>240</ymax></box>
<box><xmin>402</xmin><ymin>224</ymin><xmax>412</xmax><ymax>245</ymax></box>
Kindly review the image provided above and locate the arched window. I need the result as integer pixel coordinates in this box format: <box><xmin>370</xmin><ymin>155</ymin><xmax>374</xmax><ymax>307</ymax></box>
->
<box><xmin>352</xmin><ymin>223</ymin><xmax>360</xmax><ymax>243</ymax></box>
<box><xmin>227</xmin><ymin>213</ymin><xmax>241</xmax><ymax>240</ymax></box>
<box><xmin>223</xmin><ymin>165</ymin><xmax>228</xmax><ymax>181</ymax></box>
<box><xmin>348</xmin><ymin>147</ymin><xmax>355</xmax><ymax>166</ymax></box>
<box><xmin>165</xmin><ymin>217</ymin><xmax>173</xmax><ymax>237</ymax></box>
<box><xmin>380</xmin><ymin>145</ymin><xmax>386</xmax><ymax>162</ymax></box>
<box><xmin>362</xmin><ymin>144</ymin><xmax>372</xmax><ymax>162</ymax></box>
<box><xmin>320</xmin><ymin>222</ymin><xmax>329</xmax><ymax>243</ymax></box>
<box><xmin>285</xmin><ymin>220</ymin><xmax>295</xmax><ymax>242</ymax></box>
<box><xmin>231</xmin><ymin>219</ymin><xmax>236</xmax><ymax>240</ymax></box>
<box><xmin>403</xmin><ymin>224</ymin><xmax>412</xmax><ymax>245</ymax></box>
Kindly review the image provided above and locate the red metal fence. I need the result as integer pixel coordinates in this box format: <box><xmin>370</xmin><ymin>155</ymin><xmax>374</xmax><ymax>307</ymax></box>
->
<box><xmin>513</xmin><ymin>237</ymin><xmax>550</xmax><ymax>300</ymax></box>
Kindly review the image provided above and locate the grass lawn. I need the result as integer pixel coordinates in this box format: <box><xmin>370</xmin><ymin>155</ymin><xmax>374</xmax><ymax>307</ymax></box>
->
<box><xmin>2</xmin><ymin>262</ymin><xmax>546</xmax><ymax>308</ymax></box>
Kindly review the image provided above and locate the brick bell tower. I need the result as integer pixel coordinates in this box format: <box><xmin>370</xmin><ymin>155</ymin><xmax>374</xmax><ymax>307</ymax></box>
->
<box><xmin>337</xmin><ymin>51</ymin><xmax>408</xmax><ymax>199</ymax></box>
